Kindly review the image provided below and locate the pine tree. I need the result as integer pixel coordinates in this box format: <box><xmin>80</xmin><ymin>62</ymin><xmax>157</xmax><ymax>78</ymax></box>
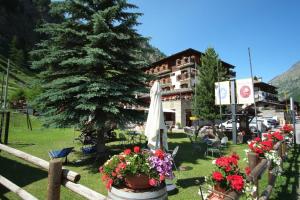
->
<box><xmin>192</xmin><ymin>48</ymin><xmax>229</xmax><ymax>125</ymax></box>
<box><xmin>9</xmin><ymin>36</ymin><xmax>25</xmax><ymax>68</ymax></box>
<box><xmin>30</xmin><ymin>0</ymin><xmax>148</xmax><ymax>152</ymax></box>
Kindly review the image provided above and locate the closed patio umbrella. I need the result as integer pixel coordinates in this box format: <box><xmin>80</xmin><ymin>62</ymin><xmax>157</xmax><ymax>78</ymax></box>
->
<box><xmin>144</xmin><ymin>81</ymin><xmax>168</xmax><ymax>151</ymax></box>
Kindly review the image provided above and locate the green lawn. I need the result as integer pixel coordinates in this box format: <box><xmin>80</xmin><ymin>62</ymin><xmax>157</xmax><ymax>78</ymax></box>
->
<box><xmin>0</xmin><ymin>113</ymin><xmax>299</xmax><ymax>200</ymax></box>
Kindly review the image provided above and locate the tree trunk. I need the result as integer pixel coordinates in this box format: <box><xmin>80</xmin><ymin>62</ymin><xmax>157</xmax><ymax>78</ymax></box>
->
<box><xmin>96</xmin><ymin>129</ymin><xmax>107</xmax><ymax>162</ymax></box>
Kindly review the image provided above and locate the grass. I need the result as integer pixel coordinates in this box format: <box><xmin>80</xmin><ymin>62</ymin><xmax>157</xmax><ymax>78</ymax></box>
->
<box><xmin>0</xmin><ymin>113</ymin><xmax>299</xmax><ymax>200</ymax></box>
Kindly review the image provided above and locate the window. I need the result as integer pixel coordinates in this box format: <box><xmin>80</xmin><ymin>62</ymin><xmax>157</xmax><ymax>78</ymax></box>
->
<box><xmin>180</xmin><ymin>84</ymin><xmax>188</xmax><ymax>88</ymax></box>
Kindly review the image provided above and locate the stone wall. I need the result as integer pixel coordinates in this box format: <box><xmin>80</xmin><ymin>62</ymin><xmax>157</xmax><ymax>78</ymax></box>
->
<box><xmin>162</xmin><ymin>99</ymin><xmax>192</xmax><ymax>127</ymax></box>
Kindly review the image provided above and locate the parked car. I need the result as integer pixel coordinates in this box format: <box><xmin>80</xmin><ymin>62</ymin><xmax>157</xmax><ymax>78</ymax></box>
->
<box><xmin>262</xmin><ymin>117</ymin><xmax>279</xmax><ymax>126</ymax></box>
<box><xmin>219</xmin><ymin>119</ymin><xmax>240</xmax><ymax>130</ymax></box>
<box><xmin>249</xmin><ymin>117</ymin><xmax>272</xmax><ymax>133</ymax></box>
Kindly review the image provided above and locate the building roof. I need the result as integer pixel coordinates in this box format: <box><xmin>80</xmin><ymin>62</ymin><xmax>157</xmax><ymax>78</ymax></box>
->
<box><xmin>254</xmin><ymin>81</ymin><xmax>277</xmax><ymax>90</ymax></box>
<box><xmin>144</xmin><ymin>48</ymin><xmax>235</xmax><ymax>70</ymax></box>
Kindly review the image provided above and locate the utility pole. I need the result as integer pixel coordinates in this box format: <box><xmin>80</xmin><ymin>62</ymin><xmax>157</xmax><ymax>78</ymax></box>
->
<box><xmin>230</xmin><ymin>78</ymin><xmax>237</xmax><ymax>144</ymax></box>
<box><xmin>217</xmin><ymin>60</ymin><xmax>222</xmax><ymax>118</ymax></box>
<box><xmin>248</xmin><ymin>48</ymin><xmax>258</xmax><ymax>136</ymax></box>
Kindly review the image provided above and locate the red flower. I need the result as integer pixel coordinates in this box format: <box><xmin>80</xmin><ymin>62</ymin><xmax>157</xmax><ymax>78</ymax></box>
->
<box><xmin>273</xmin><ymin>132</ymin><xmax>283</xmax><ymax>141</ymax></box>
<box><xmin>254</xmin><ymin>137</ymin><xmax>261</xmax><ymax>142</ymax></box>
<box><xmin>231</xmin><ymin>153</ymin><xmax>240</xmax><ymax>161</ymax></box>
<box><xmin>212</xmin><ymin>171</ymin><xmax>223</xmax><ymax>181</ymax></box>
<box><xmin>261</xmin><ymin>140</ymin><xmax>273</xmax><ymax>151</ymax></box>
<box><xmin>225</xmin><ymin>165</ymin><xmax>232</xmax><ymax>172</ymax></box>
<box><xmin>227</xmin><ymin>175</ymin><xmax>244</xmax><ymax>191</ymax></box>
<box><xmin>149</xmin><ymin>178</ymin><xmax>158</xmax><ymax>186</ymax></box>
<box><xmin>124</xmin><ymin>149</ymin><xmax>131</xmax><ymax>155</ymax></box>
<box><xmin>282</xmin><ymin>124</ymin><xmax>293</xmax><ymax>132</ymax></box>
<box><xmin>245</xmin><ymin>167</ymin><xmax>251</xmax><ymax>176</ymax></box>
<box><xmin>106</xmin><ymin>178</ymin><xmax>113</xmax><ymax>190</ymax></box>
<box><xmin>134</xmin><ymin>146</ymin><xmax>141</xmax><ymax>153</ymax></box>
<box><xmin>155</xmin><ymin>149</ymin><xmax>165</xmax><ymax>159</ymax></box>
<box><xmin>159</xmin><ymin>174</ymin><xmax>165</xmax><ymax>181</ymax></box>
<box><xmin>112</xmin><ymin>172</ymin><xmax>117</xmax><ymax>177</ymax></box>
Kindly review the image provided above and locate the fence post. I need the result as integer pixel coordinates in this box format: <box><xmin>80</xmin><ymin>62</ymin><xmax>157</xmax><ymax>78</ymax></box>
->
<box><xmin>4</xmin><ymin>111</ymin><xmax>10</xmax><ymax>144</ymax></box>
<box><xmin>48</xmin><ymin>159</ymin><xmax>62</xmax><ymax>200</ymax></box>
<box><xmin>282</xmin><ymin>142</ymin><xmax>287</xmax><ymax>160</ymax></box>
<box><xmin>248</xmin><ymin>152</ymin><xmax>259</xmax><ymax>199</ymax></box>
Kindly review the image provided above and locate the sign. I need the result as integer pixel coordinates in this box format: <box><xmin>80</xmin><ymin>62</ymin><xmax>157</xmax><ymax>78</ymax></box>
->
<box><xmin>215</xmin><ymin>81</ymin><xmax>230</xmax><ymax>105</ymax></box>
<box><xmin>236</xmin><ymin>78</ymin><xmax>254</xmax><ymax>104</ymax></box>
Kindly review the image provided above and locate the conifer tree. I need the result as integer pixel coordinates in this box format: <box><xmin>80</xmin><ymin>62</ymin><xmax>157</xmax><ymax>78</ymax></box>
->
<box><xmin>31</xmin><ymin>0</ymin><xmax>148</xmax><ymax>152</ymax></box>
<box><xmin>192</xmin><ymin>48</ymin><xmax>230</xmax><ymax>126</ymax></box>
<box><xmin>9</xmin><ymin>36</ymin><xmax>25</xmax><ymax>68</ymax></box>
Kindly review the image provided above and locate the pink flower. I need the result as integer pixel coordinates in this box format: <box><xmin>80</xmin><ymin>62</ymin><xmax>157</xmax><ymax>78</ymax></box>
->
<box><xmin>149</xmin><ymin>178</ymin><xmax>158</xmax><ymax>186</ymax></box>
<box><xmin>124</xmin><ymin>149</ymin><xmax>131</xmax><ymax>155</ymax></box>
<box><xmin>99</xmin><ymin>166</ymin><xmax>103</xmax><ymax>173</ymax></box>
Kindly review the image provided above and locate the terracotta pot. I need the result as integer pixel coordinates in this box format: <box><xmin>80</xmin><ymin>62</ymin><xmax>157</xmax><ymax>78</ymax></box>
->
<box><xmin>207</xmin><ymin>184</ymin><xmax>227</xmax><ymax>200</ymax></box>
<box><xmin>125</xmin><ymin>174</ymin><xmax>152</xmax><ymax>189</ymax></box>
<box><xmin>214</xmin><ymin>184</ymin><xmax>226</xmax><ymax>193</ymax></box>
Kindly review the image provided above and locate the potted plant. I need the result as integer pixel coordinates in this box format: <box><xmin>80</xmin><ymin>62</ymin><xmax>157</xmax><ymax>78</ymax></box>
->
<box><xmin>281</xmin><ymin>124</ymin><xmax>293</xmax><ymax>134</ymax></box>
<box><xmin>247</xmin><ymin>133</ymin><xmax>284</xmax><ymax>175</ymax></box>
<box><xmin>203</xmin><ymin>153</ymin><xmax>254</xmax><ymax>200</ymax></box>
<box><xmin>99</xmin><ymin>146</ymin><xmax>174</xmax><ymax>190</ymax></box>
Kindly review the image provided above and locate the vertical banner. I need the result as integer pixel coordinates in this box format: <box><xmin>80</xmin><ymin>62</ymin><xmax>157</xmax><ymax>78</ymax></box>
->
<box><xmin>215</xmin><ymin>81</ymin><xmax>230</xmax><ymax>105</ymax></box>
<box><xmin>236</xmin><ymin>78</ymin><xmax>254</xmax><ymax>104</ymax></box>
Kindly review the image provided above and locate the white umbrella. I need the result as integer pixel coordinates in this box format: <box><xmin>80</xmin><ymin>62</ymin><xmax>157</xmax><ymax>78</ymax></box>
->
<box><xmin>144</xmin><ymin>81</ymin><xmax>168</xmax><ymax>151</ymax></box>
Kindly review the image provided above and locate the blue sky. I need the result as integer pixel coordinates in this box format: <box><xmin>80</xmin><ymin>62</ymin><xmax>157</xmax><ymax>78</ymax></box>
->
<box><xmin>129</xmin><ymin>0</ymin><xmax>300</xmax><ymax>82</ymax></box>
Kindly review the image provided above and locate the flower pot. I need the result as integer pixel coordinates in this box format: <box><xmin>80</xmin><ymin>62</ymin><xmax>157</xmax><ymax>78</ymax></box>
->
<box><xmin>125</xmin><ymin>174</ymin><xmax>152</xmax><ymax>189</ymax></box>
<box><xmin>214</xmin><ymin>184</ymin><xmax>226</xmax><ymax>193</ymax></box>
<box><xmin>206</xmin><ymin>184</ymin><xmax>228</xmax><ymax>200</ymax></box>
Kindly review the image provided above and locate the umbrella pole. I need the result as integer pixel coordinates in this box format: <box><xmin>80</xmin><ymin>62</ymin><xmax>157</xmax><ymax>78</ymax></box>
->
<box><xmin>160</xmin><ymin>129</ymin><xmax>164</xmax><ymax>151</ymax></box>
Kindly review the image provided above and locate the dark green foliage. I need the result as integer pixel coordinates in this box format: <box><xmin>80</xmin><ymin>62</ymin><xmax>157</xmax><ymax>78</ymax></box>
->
<box><xmin>9</xmin><ymin>36</ymin><xmax>25</xmax><ymax>68</ymax></box>
<box><xmin>192</xmin><ymin>48</ymin><xmax>229</xmax><ymax>121</ymax></box>
<box><xmin>270</xmin><ymin>61</ymin><xmax>300</xmax><ymax>102</ymax></box>
<box><xmin>139</xmin><ymin>41</ymin><xmax>166</xmax><ymax>65</ymax></box>
<box><xmin>0</xmin><ymin>0</ymin><xmax>51</xmax><ymax>58</ymax></box>
<box><xmin>31</xmin><ymin>0</ymin><xmax>148</xmax><ymax>133</ymax></box>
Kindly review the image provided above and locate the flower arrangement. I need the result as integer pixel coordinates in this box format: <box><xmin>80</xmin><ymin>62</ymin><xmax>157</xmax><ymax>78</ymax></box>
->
<box><xmin>281</xmin><ymin>124</ymin><xmax>293</xmax><ymax>134</ymax></box>
<box><xmin>208</xmin><ymin>153</ymin><xmax>247</xmax><ymax>193</ymax></box>
<box><xmin>247</xmin><ymin>131</ymin><xmax>284</xmax><ymax>175</ymax></box>
<box><xmin>202</xmin><ymin>153</ymin><xmax>256</xmax><ymax>200</ymax></box>
<box><xmin>99</xmin><ymin>146</ymin><xmax>174</xmax><ymax>190</ymax></box>
<box><xmin>262</xmin><ymin>131</ymin><xmax>284</xmax><ymax>144</ymax></box>
<box><xmin>248</xmin><ymin>137</ymin><xmax>273</xmax><ymax>156</ymax></box>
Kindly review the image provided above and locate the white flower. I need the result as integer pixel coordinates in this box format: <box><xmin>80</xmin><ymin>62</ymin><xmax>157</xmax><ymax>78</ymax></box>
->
<box><xmin>212</xmin><ymin>160</ymin><xmax>216</xmax><ymax>164</ymax></box>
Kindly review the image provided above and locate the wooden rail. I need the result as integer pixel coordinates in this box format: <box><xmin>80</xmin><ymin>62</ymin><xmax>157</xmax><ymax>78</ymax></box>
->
<box><xmin>247</xmin><ymin>141</ymin><xmax>287</xmax><ymax>200</ymax></box>
<box><xmin>0</xmin><ymin>143</ymin><xmax>80</xmax><ymax>182</ymax></box>
<box><xmin>0</xmin><ymin>143</ymin><xmax>107</xmax><ymax>200</ymax></box>
<box><xmin>0</xmin><ymin>175</ymin><xmax>38</xmax><ymax>200</ymax></box>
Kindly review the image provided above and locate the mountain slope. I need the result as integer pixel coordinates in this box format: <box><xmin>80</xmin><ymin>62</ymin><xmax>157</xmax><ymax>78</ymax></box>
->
<box><xmin>269</xmin><ymin>61</ymin><xmax>300</xmax><ymax>101</ymax></box>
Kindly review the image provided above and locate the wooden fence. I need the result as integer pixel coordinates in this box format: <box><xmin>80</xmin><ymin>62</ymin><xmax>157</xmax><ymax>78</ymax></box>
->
<box><xmin>0</xmin><ymin>143</ymin><xmax>107</xmax><ymax>200</ymax></box>
<box><xmin>247</xmin><ymin>141</ymin><xmax>287</xmax><ymax>200</ymax></box>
